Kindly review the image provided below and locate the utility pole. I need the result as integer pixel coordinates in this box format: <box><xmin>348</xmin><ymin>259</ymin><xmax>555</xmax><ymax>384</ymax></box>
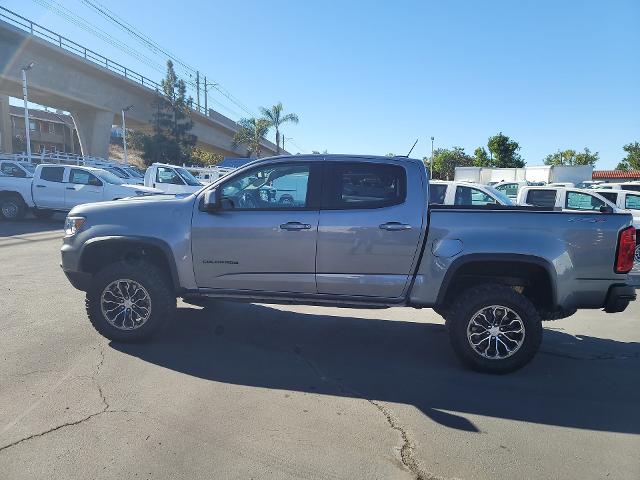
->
<box><xmin>430</xmin><ymin>136</ymin><xmax>434</xmax><ymax>179</ymax></box>
<box><xmin>121</xmin><ymin>105</ymin><xmax>133</xmax><ymax>165</ymax></box>
<box><xmin>203</xmin><ymin>76</ymin><xmax>208</xmax><ymax>115</ymax></box>
<box><xmin>196</xmin><ymin>71</ymin><xmax>200</xmax><ymax>112</ymax></box>
<box><xmin>21</xmin><ymin>62</ymin><xmax>35</xmax><ymax>162</ymax></box>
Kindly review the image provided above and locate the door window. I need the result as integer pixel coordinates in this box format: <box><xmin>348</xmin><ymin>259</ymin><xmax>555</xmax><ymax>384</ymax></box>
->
<box><xmin>0</xmin><ymin>162</ymin><xmax>26</xmax><ymax>177</ymax></box>
<box><xmin>39</xmin><ymin>166</ymin><xmax>65</xmax><ymax>182</ymax></box>
<box><xmin>156</xmin><ymin>167</ymin><xmax>185</xmax><ymax>185</ymax></box>
<box><xmin>455</xmin><ymin>186</ymin><xmax>497</xmax><ymax>206</ymax></box>
<box><xmin>624</xmin><ymin>194</ymin><xmax>640</xmax><ymax>209</ymax></box>
<box><xmin>621</xmin><ymin>185</ymin><xmax>640</xmax><ymax>192</ymax></box>
<box><xmin>429</xmin><ymin>184</ymin><xmax>447</xmax><ymax>204</ymax></box>
<box><xmin>220</xmin><ymin>163</ymin><xmax>312</xmax><ymax>209</ymax></box>
<box><xmin>565</xmin><ymin>191</ymin><xmax>605</xmax><ymax>211</ymax></box>
<box><xmin>70</xmin><ymin>169</ymin><xmax>103</xmax><ymax>186</ymax></box>
<box><xmin>526</xmin><ymin>189</ymin><xmax>557</xmax><ymax>207</ymax></box>
<box><xmin>324</xmin><ymin>162</ymin><xmax>406</xmax><ymax>209</ymax></box>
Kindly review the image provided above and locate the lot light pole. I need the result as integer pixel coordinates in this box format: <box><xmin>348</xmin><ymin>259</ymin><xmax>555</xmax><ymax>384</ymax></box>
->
<box><xmin>121</xmin><ymin>105</ymin><xmax>133</xmax><ymax>165</ymax></box>
<box><xmin>430</xmin><ymin>136</ymin><xmax>434</xmax><ymax>179</ymax></box>
<box><xmin>21</xmin><ymin>62</ymin><xmax>35</xmax><ymax>162</ymax></box>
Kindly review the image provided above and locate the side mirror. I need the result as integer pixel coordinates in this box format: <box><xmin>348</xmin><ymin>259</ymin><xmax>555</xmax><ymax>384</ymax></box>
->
<box><xmin>202</xmin><ymin>188</ymin><xmax>220</xmax><ymax>212</ymax></box>
<box><xmin>599</xmin><ymin>205</ymin><xmax>614</xmax><ymax>214</ymax></box>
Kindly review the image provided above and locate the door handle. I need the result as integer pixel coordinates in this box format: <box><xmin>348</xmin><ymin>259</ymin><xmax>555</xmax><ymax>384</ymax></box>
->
<box><xmin>66</xmin><ymin>187</ymin><xmax>75</xmax><ymax>190</ymax></box>
<box><xmin>379</xmin><ymin>222</ymin><xmax>412</xmax><ymax>231</ymax></box>
<box><xmin>280</xmin><ymin>222</ymin><xmax>312</xmax><ymax>231</ymax></box>
<box><xmin>36</xmin><ymin>185</ymin><xmax>46</xmax><ymax>188</ymax></box>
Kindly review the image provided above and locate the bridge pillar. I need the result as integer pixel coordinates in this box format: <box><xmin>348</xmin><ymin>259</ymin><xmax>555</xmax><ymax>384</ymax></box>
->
<box><xmin>70</xmin><ymin>109</ymin><xmax>114</xmax><ymax>159</ymax></box>
<box><xmin>0</xmin><ymin>94</ymin><xmax>12</xmax><ymax>154</ymax></box>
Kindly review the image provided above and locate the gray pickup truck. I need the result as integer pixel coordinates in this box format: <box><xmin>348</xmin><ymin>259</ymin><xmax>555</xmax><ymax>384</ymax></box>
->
<box><xmin>61</xmin><ymin>155</ymin><xmax>637</xmax><ymax>373</ymax></box>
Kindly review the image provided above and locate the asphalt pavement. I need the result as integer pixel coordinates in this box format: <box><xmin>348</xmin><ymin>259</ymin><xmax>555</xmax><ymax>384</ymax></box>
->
<box><xmin>1</xmin><ymin>217</ymin><xmax>639</xmax><ymax>480</ymax></box>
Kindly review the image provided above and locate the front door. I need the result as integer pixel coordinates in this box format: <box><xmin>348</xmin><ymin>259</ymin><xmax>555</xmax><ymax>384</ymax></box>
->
<box><xmin>153</xmin><ymin>166</ymin><xmax>186</xmax><ymax>194</ymax></box>
<box><xmin>33</xmin><ymin>165</ymin><xmax>66</xmax><ymax>209</ymax></box>
<box><xmin>65</xmin><ymin>168</ymin><xmax>104</xmax><ymax>209</ymax></box>
<box><xmin>192</xmin><ymin>161</ymin><xmax>321</xmax><ymax>294</ymax></box>
<box><xmin>316</xmin><ymin>160</ymin><xmax>425</xmax><ymax>298</ymax></box>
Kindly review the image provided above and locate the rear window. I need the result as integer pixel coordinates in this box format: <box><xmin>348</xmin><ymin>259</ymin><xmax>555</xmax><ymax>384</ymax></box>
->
<box><xmin>565</xmin><ymin>191</ymin><xmax>605</xmax><ymax>211</ymax></box>
<box><xmin>525</xmin><ymin>189</ymin><xmax>556</xmax><ymax>207</ymax></box>
<box><xmin>625</xmin><ymin>194</ymin><xmax>640</xmax><ymax>209</ymax></box>
<box><xmin>325</xmin><ymin>162</ymin><xmax>406</xmax><ymax>209</ymax></box>
<box><xmin>621</xmin><ymin>185</ymin><xmax>640</xmax><ymax>192</ymax></box>
<box><xmin>429</xmin><ymin>184</ymin><xmax>447</xmax><ymax>204</ymax></box>
<box><xmin>39</xmin><ymin>166</ymin><xmax>65</xmax><ymax>182</ymax></box>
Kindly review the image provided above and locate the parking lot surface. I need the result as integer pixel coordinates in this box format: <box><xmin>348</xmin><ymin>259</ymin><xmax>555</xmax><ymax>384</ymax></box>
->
<box><xmin>1</xmin><ymin>218</ymin><xmax>639</xmax><ymax>480</ymax></box>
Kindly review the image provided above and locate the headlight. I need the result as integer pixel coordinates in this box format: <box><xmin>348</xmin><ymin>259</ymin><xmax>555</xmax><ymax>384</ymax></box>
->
<box><xmin>64</xmin><ymin>216</ymin><xmax>86</xmax><ymax>236</ymax></box>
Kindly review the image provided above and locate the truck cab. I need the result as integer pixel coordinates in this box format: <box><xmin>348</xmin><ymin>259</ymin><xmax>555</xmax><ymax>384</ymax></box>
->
<box><xmin>516</xmin><ymin>186</ymin><xmax>617</xmax><ymax>213</ymax></box>
<box><xmin>144</xmin><ymin>163</ymin><xmax>203</xmax><ymax>194</ymax></box>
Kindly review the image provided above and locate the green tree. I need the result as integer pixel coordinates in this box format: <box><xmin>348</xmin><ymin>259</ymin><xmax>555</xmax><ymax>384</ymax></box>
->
<box><xmin>232</xmin><ymin>117</ymin><xmax>272</xmax><ymax>158</ymax></box>
<box><xmin>544</xmin><ymin>148</ymin><xmax>598</xmax><ymax>166</ymax></box>
<box><xmin>473</xmin><ymin>147</ymin><xmax>491</xmax><ymax>167</ymax></box>
<box><xmin>432</xmin><ymin>146</ymin><xmax>473</xmax><ymax>180</ymax></box>
<box><xmin>616</xmin><ymin>142</ymin><xmax>640</xmax><ymax>170</ymax></box>
<box><xmin>259</xmin><ymin>102</ymin><xmax>299</xmax><ymax>154</ymax></box>
<box><xmin>191</xmin><ymin>147</ymin><xmax>224</xmax><ymax>166</ymax></box>
<box><xmin>487</xmin><ymin>132</ymin><xmax>524</xmax><ymax>168</ymax></box>
<box><xmin>142</xmin><ymin>60</ymin><xmax>197</xmax><ymax>165</ymax></box>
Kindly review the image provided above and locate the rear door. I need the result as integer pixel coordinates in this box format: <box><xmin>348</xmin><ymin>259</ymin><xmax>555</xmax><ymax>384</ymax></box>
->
<box><xmin>316</xmin><ymin>160</ymin><xmax>425</xmax><ymax>298</ymax></box>
<box><xmin>33</xmin><ymin>166</ymin><xmax>66</xmax><ymax>209</ymax></box>
<box><xmin>191</xmin><ymin>160</ymin><xmax>321</xmax><ymax>293</ymax></box>
<box><xmin>65</xmin><ymin>169</ymin><xmax>104</xmax><ymax>208</ymax></box>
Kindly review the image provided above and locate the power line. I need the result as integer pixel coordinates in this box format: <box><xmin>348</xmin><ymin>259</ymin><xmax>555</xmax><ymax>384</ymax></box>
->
<box><xmin>79</xmin><ymin>0</ymin><xmax>257</xmax><ymax>118</ymax></box>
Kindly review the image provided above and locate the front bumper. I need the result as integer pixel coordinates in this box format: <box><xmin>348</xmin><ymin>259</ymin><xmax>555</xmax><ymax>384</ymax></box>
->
<box><xmin>603</xmin><ymin>284</ymin><xmax>637</xmax><ymax>313</ymax></box>
<box><xmin>62</xmin><ymin>268</ymin><xmax>92</xmax><ymax>291</ymax></box>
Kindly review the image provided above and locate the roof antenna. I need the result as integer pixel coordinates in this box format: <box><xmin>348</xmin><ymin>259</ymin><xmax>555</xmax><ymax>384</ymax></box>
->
<box><xmin>405</xmin><ymin>138</ymin><xmax>419</xmax><ymax>157</ymax></box>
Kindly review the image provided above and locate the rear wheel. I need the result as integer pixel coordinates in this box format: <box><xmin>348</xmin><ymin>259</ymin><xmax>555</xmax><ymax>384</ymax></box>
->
<box><xmin>447</xmin><ymin>284</ymin><xmax>542</xmax><ymax>373</ymax></box>
<box><xmin>86</xmin><ymin>261</ymin><xmax>176</xmax><ymax>342</ymax></box>
<box><xmin>0</xmin><ymin>195</ymin><xmax>26</xmax><ymax>220</ymax></box>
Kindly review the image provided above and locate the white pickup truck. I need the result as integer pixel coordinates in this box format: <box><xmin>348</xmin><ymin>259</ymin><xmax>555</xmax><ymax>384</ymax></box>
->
<box><xmin>0</xmin><ymin>164</ymin><xmax>161</xmax><ymax>220</ymax></box>
<box><xmin>143</xmin><ymin>163</ymin><xmax>203</xmax><ymax>194</ymax></box>
<box><xmin>516</xmin><ymin>186</ymin><xmax>618</xmax><ymax>213</ymax></box>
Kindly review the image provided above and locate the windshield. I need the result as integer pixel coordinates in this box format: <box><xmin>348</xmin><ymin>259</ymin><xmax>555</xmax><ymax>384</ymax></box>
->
<box><xmin>105</xmin><ymin>167</ymin><xmax>127</xmax><ymax>178</ymax></box>
<box><xmin>485</xmin><ymin>186</ymin><xmax>514</xmax><ymax>205</ymax></box>
<box><xmin>19</xmin><ymin>163</ymin><xmax>36</xmax><ymax>175</ymax></box>
<box><xmin>97</xmin><ymin>170</ymin><xmax>126</xmax><ymax>185</ymax></box>
<box><xmin>124</xmin><ymin>166</ymin><xmax>144</xmax><ymax>178</ymax></box>
<box><xmin>176</xmin><ymin>167</ymin><xmax>202</xmax><ymax>186</ymax></box>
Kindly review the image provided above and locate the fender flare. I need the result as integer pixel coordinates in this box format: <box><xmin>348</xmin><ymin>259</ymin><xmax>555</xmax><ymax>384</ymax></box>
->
<box><xmin>435</xmin><ymin>253</ymin><xmax>558</xmax><ymax>308</ymax></box>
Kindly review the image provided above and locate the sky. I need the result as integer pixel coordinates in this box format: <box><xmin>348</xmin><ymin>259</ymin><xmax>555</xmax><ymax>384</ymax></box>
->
<box><xmin>2</xmin><ymin>0</ymin><xmax>639</xmax><ymax>168</ymax></box>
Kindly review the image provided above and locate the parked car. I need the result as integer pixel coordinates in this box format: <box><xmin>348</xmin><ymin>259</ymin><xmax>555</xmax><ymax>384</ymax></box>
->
<box><xmin>516</xmin><ymin>186</ymin><xmax>617</xmax><ymax>213</ymax></box>
<box><xmin>0</xmin><ymin>159</ymin><xmax>36</xmax><ymax>178</ymax></box>
<box><xmin>593</xmin><ymin>189</ymin><xmax>640</xmax><ymax>263</ymax></box>
<box><xmin>144</xmin><ymin>163</ymin><xmax>203</xmax><ymax>194</ymax></box>
<box><xmin>60</xmin><ymin>154</ymin><xmax>636</xmax><ymax>374</ymax></box>
<box><xmin>102</xmin><ymin>165</ymin><xmax>144</xmax><ymax>185</ymax></box>
<box><xmin>0</xmin><ymin>164</ymin><xmax>161</xmax><ymax>220</ymax></box>
<box><xmin>429</xmin><ymin>180</ymin><xmax>513</xmax><ymax>206</ymax></box>
<box><xmin>596</xmin><ymin>182</ymin><xmax>640</xmax><ymax>192</ymax></box>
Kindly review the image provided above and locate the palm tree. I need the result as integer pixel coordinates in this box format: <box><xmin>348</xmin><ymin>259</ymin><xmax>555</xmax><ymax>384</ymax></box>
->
<box><xmin>260</xmin><ymin>102</ymin><xmax>299</xmax><ymax>154</ymax></box>
<box><xmin>232</xmin><ymin>117</ymin><xmax>271</xmax><ymax>158</ymax></box>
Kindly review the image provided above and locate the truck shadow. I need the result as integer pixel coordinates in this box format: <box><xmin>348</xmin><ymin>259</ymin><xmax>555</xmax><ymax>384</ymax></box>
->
<box><xmin>0</xmin><ymin>215</ymin><xmax>64</xmax><ymax>237</ymax></box>
<box><xmin>111</xmin><ymin>302</ymin><xmax>640</xmax><ymax>434</ymax></box>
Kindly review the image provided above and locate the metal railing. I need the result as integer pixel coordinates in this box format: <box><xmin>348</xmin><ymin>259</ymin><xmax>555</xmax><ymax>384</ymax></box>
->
<box><xmin>0</xmin><ymin>7</ymin><xmax>162</xmax><ymax>91</ymax></box>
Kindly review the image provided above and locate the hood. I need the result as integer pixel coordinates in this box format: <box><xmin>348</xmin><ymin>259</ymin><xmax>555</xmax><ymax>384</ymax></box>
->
<box><xmin>68</xmin><ymin>191</ymin><xmax>196</xmax><ymax>218</ymax></box>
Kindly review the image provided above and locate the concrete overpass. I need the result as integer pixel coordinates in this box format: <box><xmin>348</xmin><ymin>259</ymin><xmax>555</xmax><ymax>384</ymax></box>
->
<box><xmin>0</xmin><ymin>11</ymin><xmax>283</xmax><ymax>159</ymax></box>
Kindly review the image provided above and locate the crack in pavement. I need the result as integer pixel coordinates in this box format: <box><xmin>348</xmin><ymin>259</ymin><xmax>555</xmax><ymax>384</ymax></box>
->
<box><xmin>0</xmin><ymin>344</ymin><xmax>145</xmax><ymax>454</ymax></box>
<box><xmin>294</xmin><ymin>348</ymin><xmax>446</xmax><ymax>480</ymax></box>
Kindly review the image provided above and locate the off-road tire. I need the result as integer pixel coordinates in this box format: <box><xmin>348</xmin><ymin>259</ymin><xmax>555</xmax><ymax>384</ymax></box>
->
<box><xmin>86</xmin><ymin>261</ymin><xmax>176</xmax><ymax>342</ymax></box>
<box><xmin>0</xmin><ymin>194</ymin><xmax>27</xmax><ymax>220</ymax></box>
<box><xmin>447</xmin><ymin>284</ymin><xmax>542</xmax><ymax>374</ymax></box>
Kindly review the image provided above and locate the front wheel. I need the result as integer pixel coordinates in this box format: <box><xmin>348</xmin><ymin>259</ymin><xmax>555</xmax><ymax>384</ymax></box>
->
<box><xmin>0</xmin><ymin>195</ymin><xmax>26</xmax><ymax>220</ymax></box>
<box><xmin>86</xmin><ymin>261</ymin><xmax>176</xmax><ymax>342</ymax></box>
<box><xmin>447</xmin><ymin>284</ymin><xmax>542</xmax><ymax>373</ymax></box>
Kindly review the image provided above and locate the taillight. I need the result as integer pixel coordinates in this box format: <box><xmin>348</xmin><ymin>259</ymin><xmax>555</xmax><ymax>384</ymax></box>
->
<box><xmin>615</xmin><ymin>226</ymin><xmax>636</xmax><ymax>274</ymax></box>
